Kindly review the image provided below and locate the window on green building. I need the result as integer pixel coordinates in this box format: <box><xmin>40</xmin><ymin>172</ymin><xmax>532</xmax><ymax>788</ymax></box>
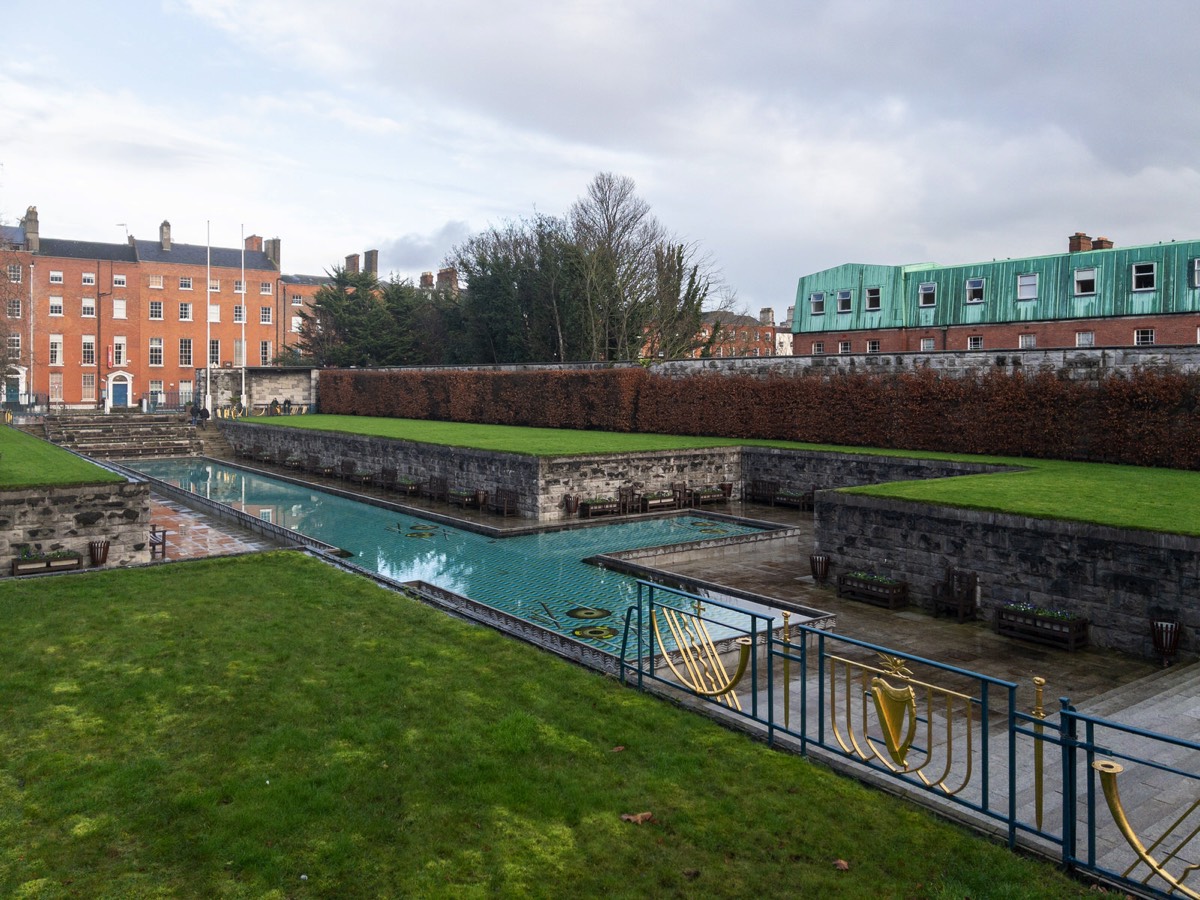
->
<box><xmin>1132</xmin><ymin>263</ymin><xmax>1156</xmax><ymax>292</ymax></box>
<box><xmin>1074</xmin><ymin>268</ymin><xmax>1096</xmax><ymax>296</ymax></box>
<box><xmin>918</xmin><ymin>282</ymin><xmax>936</xmax><ymax>307</ymax></box>
<box><xmin>1017</xmin><ymin>273</ymin><xmax>1038</xmax><ymax>301</ymax></box>
<box><xmin>865</xmin><ymin>287</ymin><xmax>881</xmax><ymax>311</ymax></box>
<box><xmin>965</xmin><ymin>278</ymin><xmax>984</xmax><ymax>303</ymax></box>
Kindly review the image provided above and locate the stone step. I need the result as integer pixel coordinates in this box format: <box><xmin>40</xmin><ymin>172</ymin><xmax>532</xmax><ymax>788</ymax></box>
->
<box><xmin>1076</xmin><ymin>662</ymin><xmax>1200</xmax><ymax>721</ymax></box>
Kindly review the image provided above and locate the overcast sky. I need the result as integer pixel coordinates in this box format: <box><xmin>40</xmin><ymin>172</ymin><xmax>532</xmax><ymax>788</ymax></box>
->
<box><xmin>4</xmin><ymin>1</ymin><xmax>1200</xmax><ymax>323</ymax></box>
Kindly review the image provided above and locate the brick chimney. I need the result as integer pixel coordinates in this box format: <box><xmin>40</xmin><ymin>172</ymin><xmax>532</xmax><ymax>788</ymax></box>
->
<box><xmin>1092</xmin><ymin>236</ymin><xmax>1114</xmax><ymax>250</ymax></box>
<box><xmin>264</xmin><ymin>238</ymin><xmax>281</xmax><ymax>267</ymax></box>
<box><xmin>420</xmin><ymin>271</ymin><xmax>434</xmax><ymax>289</ymax></box>
<box><xmin>21</xmin><ymin>206</ymin><xmax>39</xmax><ymax>253</ymax></box>
<box><xmin>1068</xmin><ymin>232</ymin><xmax>1092</xmax><ymax>253</ymax></box>
<box><xmin>436</xmin><ymin>267</ymin><xmax>457</xmax><ymax>292</ymax></box>
<box><xmin>345</xmin><ymin>253</ymin><xmax>360</xmax><ymax>274</ymax></box>
<box><xmin>245</xmin><ymin>234</ymin><xmax>263</xmax><ymax>253</ymax></box>
<box><xmin>364</xmin><ymin>249</ymin><xmax>378</xmax><ymax>276</ymax></box>
<box><xmin>159</xmin><ymin>220</ymin><xmax>171</xmax><ymax>251</ymax></box>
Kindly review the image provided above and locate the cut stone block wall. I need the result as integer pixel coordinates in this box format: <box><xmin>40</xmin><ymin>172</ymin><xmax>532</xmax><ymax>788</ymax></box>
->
<box><xmin>815</xmin><ymin>492</ymin><xmax>1198</xmax><ymax>658</ymax></box>
<box><xmin>1</xmin><ymin>482</ymin><xmax>152</xmax><ymax>571</ymax></box>
<box><xmin>740</xmin><ymin>447</ymin><xmax>1009</xmax><ymax>491</ymax></box>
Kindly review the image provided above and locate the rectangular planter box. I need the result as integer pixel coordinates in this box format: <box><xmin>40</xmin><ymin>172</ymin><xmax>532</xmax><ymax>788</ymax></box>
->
<box><xmin>836</xmin><ymin>573</ymin><xmax>909</xmax><ymax>609</ymax></box>
<box><xmin>580</xmin><ymin>501</ymin><xmax>619</xmax><ymax>518</ymax></box>
<box><xmin>12</xmin><ymin>555</ymin><xmax>83</xmax><ymax>576</ymax></box>
<box><xmin>641</xmin><ymin>495</ymin><xmax>677</xmax><ymax>512</ymax></box>
<box><xmin>995</xmin><ymin>608</ymin><xmax>1089</xmax><ymax>651</ymax></box>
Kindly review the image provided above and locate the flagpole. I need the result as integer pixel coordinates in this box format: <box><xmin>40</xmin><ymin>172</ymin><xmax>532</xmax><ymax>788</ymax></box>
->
<box><xmin>205</xmin><ymin>221</ymin><xmax>212</xmax><ymax>414</ymax></box>
<box><xmin>240</xmin><ymin>223</ymin><xmax>246</xmax><ymax>411</ymax></box>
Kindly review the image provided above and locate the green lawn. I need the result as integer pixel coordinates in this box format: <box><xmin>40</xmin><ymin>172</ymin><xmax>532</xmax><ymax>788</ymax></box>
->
<box><xmin>0</xmin><ymin>554</ymin><xmax>1086</xmax><ymax>898</ymax></box>
<box><xmin>251</xmin><ymin>415</ymin><xmax>1200</xmax><ymax>535</ymax></box>
<box><xmin>0</xmin><ymin>426</ymin><xmax>122</xmax><ymax>488</ymax></box>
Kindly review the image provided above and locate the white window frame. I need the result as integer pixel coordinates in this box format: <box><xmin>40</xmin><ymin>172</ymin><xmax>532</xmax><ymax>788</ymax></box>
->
<box><xmin>838</xmin><ymin>340</ymin><xmax>852</xmax><ymax>355</ymax></box>
<box><xmin>49</xmin><ymin>335</ymin><xmax>63</xmax><ymax>366</ymax></box>
<box><xmin>82</xmin><ymin>272</ymin><xmax>95</xmax><ymax>286</ymax></box>
<box><xmin>49</xmin><ymin>270</ymin><xmax>63</xmax><ymax>284</ymax></box>
<box><xmin>49</xmin><ymin>296</ymin><xmax>64</xmax><ymax>317</ymax></box>
<box><xmin>81</xmin><ymin>297</ymin><xmax>95</xmax><ymax>318</ymax></box>
<box><xmin>149</xmin><ymin>300</ymin><xmax>163</xmax><ymax>320</ymax></box>
<box><xmin>1074</xmin><ymin>267</ymin><xmax>1097</xmax><ymax>296</ymax></box>
<box><xmin>260</xmin><ymin>341</ymin><xmax>273</xmax><ymax>365</ymax></box>
<box><xmin>965</xmin><ymin>278</ymin><xmax>985</xmax><ymax>304</ymax></box>
<box><xmin>809</xmin><ymin>292</ymin><xmax>825</xmax><ymax>315</ymax></box>
<box><xmin>113</xmin><ymin>274</ymin><xmax>126</xmax><ymax>288</ymax></box>
<box><xmin>208</xmin><ymin>279</ymin><xmax>220</xmax><ymax>293</ymax></box>
<box><xmin>260</xmin><ymin>281</ymin><xmax>272</xmax><ymax>295</ymax></box>
<box><xmin>179</xmin><ymin>338</ymin><xmax>193</xmax><ymax>367</ymax></box>
<box><xmin>7</xmin><ymin>334</ymin><xmax>19</xmax><ymax>359</ymax></box>
<box><xmin>291</xmin><ymin>315</ymin><xmax>302</xmax><ymax>334</ymax></box>
<box><xmin>82</xmin><ymin>372</ymin><xmax>96</xmax><ymax>403</ymax></box>
<box><xmin>1019</xmin><ymin>333</ymin><xmax>1037</xmax><ymax>350</ymax></box>
<box><xmin>918</xmin><ymin>282</ymin><xmax>936</xmax><ymax>307</ymax></box>
<box><xmin>234</xmin><ymin>339</ymin><xmax>245</xmax><ymax>368</ymax></box>
<box><xmin>1017</xmin><ymin>273</ymin><xmax>1038</xmax><ymax>301</ymax></box>
<box><xmin>291</xmin><ymin>293</ymin><xmax>304</xmax><ymax>306</ymax></box>
<box><xmin>113</xmin><ymin>337</ymin><xmax>126</xmax><ymax>366</ymax></box>
<box><xmin>919</xmin><ymin>337</ymin><xmax>935</xmax><ymax>352</ymax></box>
<box><xmin>812</xmin><ymin>341</ymin><xmax>824</xmax><ymax>355</ymax></box>
<box><xmin>209</xmin><ymin>339</ymin><xmax>221</xmax><ymax>366</ymax></box>
<box><xmin>1132</xmin><ymin>262</ymin><xmax>1156</xmax><ymax>292</ymax></box>
<box><xmin>208</xmin><ymin>304</ymin><xmax>221</xmax><ymax>324</ymax></box>
<box><xmin>260</xmin><ymin>306</ymin><xmax>272</xmax><ymax>325</ymax></box>
<box><xmin>148</xmin><ymin>274</ymin><xmax>164</xmax><ymax>289</ymax></box>
<box><xmin>233</xmin><ymin>304</ymin><xmax>245</xmax><ymax>324</ymax></box>
<box><xmin>836</xmin><ymin>290</ymin><xmax>852</xmax><ymax>313</ymax></box>
<box><xmin>1134</xmin><ymin>328</ymin><xmax>1156</xmax><ymax>346</ymax></box>
<box><xmin>967</xmin><ymin>335</ymin><xmax>983</xmax><ymax>351</ymax></box>
<box><xmin>7</xmin><ymin>298</ymin><xmax>20</xmax><ymax>318</ymax></box>
<box><xmin>49</xmin><ymin>372</ymin><xmax>63</xmax><ymax>402</ymax></box>
<box><xmin>1193</xmin><ymin>259</ymin><xmax>1200</xmax><ymax>289</ymax></box>
<box><xmin>866</xmin><ymin>339</ymin><xmax>880</xmax><ymax>354</ymax></box>
<box><xmin>7</xmin><ymin>263</ymin><xmax>21</xmax><ymax>284</ymax></box>
<box><xmin>179</xmin><ymin>276</ymin><xmax>193</xmax><ymax>291</ymax></box>
<box><xmin>149</xmin><ymin>337</ymin><xmax>164</xmax><ymax>367</ymax></box>
<box><xmin>178</xmin><ymin>302</ymin><xmax>192</xmax><ymax>322</ymax></box>
<box><xmin>113</xmin><ymin>298</ymin><xmax>127</xmax><ymax>319</ymax></box>
<box><xmin>234</xmin><ymin>279</ymin><xmax>245</xmax><ymax>295</ymax></box>
<box><xmin>864</xmin><ymin>287</ymin><xmax>881</xmax><ymax>312</ymax></box>
<box><xmin>81</xmin><ymin>335</ymin><xmax>96</xmax><ymax>366</ymax></box>
<box><xmin>1075</xmin><ymin>331</ymin><xmax>1095</xmax><ymax>348</ymax></box>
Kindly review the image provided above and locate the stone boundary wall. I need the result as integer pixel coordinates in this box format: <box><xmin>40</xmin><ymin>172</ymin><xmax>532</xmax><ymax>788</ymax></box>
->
<box><xmin>815</xmin><ymin>492</ymin><xmax>1198</xmax><ymax>658</ymax></box>
<box><xmin>1</xmin><ymin>481</ymin><xmax>152</xmax><ymax>571</ymax></box>
<box><xmin>204</xmin><ymin>367</ymin><xmax>319</xmax><ymax>412</ymax></box>
<box><xmin>741</xmin><ymin>447</ymin><xmax>1011</xmax><ymax>491</ymax></box>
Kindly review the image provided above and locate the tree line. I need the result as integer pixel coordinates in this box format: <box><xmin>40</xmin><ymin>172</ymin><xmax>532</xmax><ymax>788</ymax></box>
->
<box><xmin>289</xmin><ymin>173</ymin><xmax>734</xmax><ymax>367</ymax></box>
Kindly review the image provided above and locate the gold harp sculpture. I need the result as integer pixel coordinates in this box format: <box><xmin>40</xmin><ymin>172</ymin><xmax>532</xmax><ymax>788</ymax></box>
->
<box><xmin>1094</xmin><ymin>759</ymin><xmax>1200</xmax><ymax>899</ymax></box>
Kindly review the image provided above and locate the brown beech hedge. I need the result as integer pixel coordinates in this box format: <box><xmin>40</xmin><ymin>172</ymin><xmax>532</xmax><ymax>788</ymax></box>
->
<box><xmin>318</xmin><ymin>367</ymin><xmax>1200</xmax><ymax>470</ymax></box>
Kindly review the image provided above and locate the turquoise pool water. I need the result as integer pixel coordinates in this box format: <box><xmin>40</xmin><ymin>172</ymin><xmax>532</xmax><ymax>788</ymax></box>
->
<box><xmin>131</xmin><ymin>459</ymin><xmax>769</xmax><ymax>652</ymax></box>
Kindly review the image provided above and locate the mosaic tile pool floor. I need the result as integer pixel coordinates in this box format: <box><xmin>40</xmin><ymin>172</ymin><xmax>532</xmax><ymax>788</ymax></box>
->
<box><xmin>132</xmin><ymin>458</ymin><xmax>773</xmax><ymax>653</ymax></box>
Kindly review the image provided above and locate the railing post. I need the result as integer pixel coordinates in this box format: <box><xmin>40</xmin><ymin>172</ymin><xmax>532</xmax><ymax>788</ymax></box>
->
<box><xmin>1060</xmin><ymin>697</ymin><xmax>1077</xmax><ymax>871</ymax></box>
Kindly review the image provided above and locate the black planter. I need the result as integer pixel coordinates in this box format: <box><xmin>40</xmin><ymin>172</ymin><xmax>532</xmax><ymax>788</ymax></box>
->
<box><xmin>1151</xmin><ymin>619</ymin><xmax>1182</xmax><ymax>668</ymax></box>
<box><xmin>809</xmin><ymin>553</ymin><xmax>830</xmax><ymax>582</ymax></box>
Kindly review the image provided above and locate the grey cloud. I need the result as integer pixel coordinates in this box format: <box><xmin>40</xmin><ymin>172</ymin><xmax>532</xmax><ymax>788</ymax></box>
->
<box><xmin>377</xmin><ymin>220</ymin><xmax>474</xmax><ymax>273</ymax></box>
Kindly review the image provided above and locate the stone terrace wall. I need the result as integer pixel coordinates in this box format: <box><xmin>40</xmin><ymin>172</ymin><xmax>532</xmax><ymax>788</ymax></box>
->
<box><xmin>741</xmin><ymin>447</ymin><xmax>1010</xmax><ymax>492</ymax></box>
<box><xmin>1</xmin><ymin>482</ymin><xmax>152</xmax><ymax>571</ymax></box>
<box><xmin>544</xmin><ymin>448</ymin><xmax>742</xmax><ymax>515</ymax></box>
<box><xmin>815</xmin><ymin>492</ymin><xmax>1198</xmax><ymax>658</ymax></box>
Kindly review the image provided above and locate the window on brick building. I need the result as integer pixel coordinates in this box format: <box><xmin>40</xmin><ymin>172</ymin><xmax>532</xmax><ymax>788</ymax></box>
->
<box><xmin>965</xmin><ymin>278</ymin><xmax>985</xmax><ymax>303</ymax></box>
<box><xmin>49</xmin><ymin>373</ymin><xmax>63</xmax><ymax>402</ymax></box>
<box><xmin>82</xmin><ymin>373</ymin><xmax>95</xmax><ymax>402</ymax></box>
<box><xmin>113</xmin><ymin>298</ymin><xmax>126</xmax><ymax>319</ymax></box>
<box><xmin>1132</xmin><ymin>262</ymin><xmax>1156</xmax><ymax>292</ymax></box>
<box><xmin>234</xmin><ymin>279</ymin><xmax>245</xmax><ymax>294</ymax></box>
<box><xmin>209</xmin><ymin>279</ymin><xmax>220</xmax><ymax>293</ymax></box>
<box><xmin>81</xmin><ymin>298</ymin><xmax>95</xmax><ymax>317</ymax></box>
<box><xmin>865</xmin><ymin>287</ymin><xmax>881</xmax><ymax>311</ymax></box>
<box><xmin>260</xmin><ymin>281</ymin><xmax>272</xmax><ymax>295</ymax></box>
<box><xmin>149</xmin><ymin>274</ymin><xmax>163</xmax><ymax>289</ymax></box>
<box><xmin>291</xmin><ymin>316</ymin><xmax>302</xmax><ymax>333</ymax></box>
<box><xmin>179</xmin><ymin>276</ymin><xmax>192</xmax><ymax>290</ymax></box>
<box><xmin>292</xmin><ymin>293</ymin><xmax>304</xmax><ymax>306</ymax></box>
<box><xmin>866</xmin><ymin>339</ymin><xmax>880</xmax><ymax>353</ymax></box>
<box><xmin>179</xmin><ymin>302</ymin><xmax>192</xmax><ymax>321</ymax></box>
<box><xmin>209</xmin><ymin>339</ymin><xmax>221</xmax><ymax>366</ymax></box>
<box><xmin>7</xmin><ymin>299</ymin><xmax>19</xmax><ymax>318</ymax></box>
<box><xmin>113</xmin><ymin>337</ymin><xmax>126</xmax><ymax>366</ymax></box>
<box><xmin>919</xmin><ymin>337</ymin><xmax>935</xmax><ymax>351</ymax></box>
<box><xmin>809</xmin><ymin>292</ymin><xmax>825</xmax><ymax>315</ymax></box>
<box><xmin>260</xmin><ymin>306</ymin><xmax>272</xmax><ymax>325</ymax></box>
<box><xmin>113</xmin><ymin>274</ymin><xmax>126</xmax><ymax>288</ymax></box>
<box><xmin>260</xmin><ymin>341</ymin><xmax>272</xmax><ymax>365</ymax></box>
<box><xmin>7</xmin><ymin>334</ymin><xmax>19</xmax><ymax>359</ymax></box>
<box><xmin>149</xmin><ymin>300</ymin><xmax>163</xmax><ymax>320</ymax></box>
<box><xmin>234</xmin><ymin>304</ymin><xmax>245</xmax><ymax>323</ymax></box>
<box><xmin>149</xmin><ymin>338</ymin><xmax>163</xmax><ymax>367</ymax></box>
<box><xmin>1017</xmin><ymin>273</ymin><xmax>1038</xmax><ymax>301</ymax></box>
<box><xmin>81</xmin><ymin>336</ymin><xmax>95</xmax><ymax>366</ymax></box>
<box><xmin>1076</xmin><ymin>331</ymin><xmax>1095</xmax><ymax>348</ymax></box>
<box><xmin>82</xmin><ymin>272</ymin><xmax>95</xmax><ymax>286</ymax></box>
<box><xmin>812</xmin><ymin>341</ymin><xmax>824</xmax><ymax>355</ymax></box>
<box><xmin>918</xmin><ymin>282</ymin><xmax>936</xmax><ymax>307</ymax></box>
<box><xmin>179</xmin><ymin>338</ymin><xmax>193</xmax><ymax>367</ymax></box>
<box><xmin>208</xmin><ymin>304</ymin><xmax>220</xmax><ymax>323</ymax></box>
<box><xmin>1134</xmin><ymin>328</ymin><xmax>1155</xmax><ymax>346</ymax></box>
<box><xmin>180</xmin><ymin>380</ymin><xmax>193</xmax><ymax>405</ymax></box>
<box><xmin>49</xmin><ymin>296</ymin><xmax>63</xmax><ymax>316</ymax></box>
<box><xmin>7</xmin><ymin>264</ymin><xmax>20</xmax><ymax>283</ymax></box>
<box><xmin>149</xmin><ymin>380</ymin><xmax>164</xmax><ymax>403</ymax></box>
<box><xmin>968</xmin><ymin>335</ymin><xmax>983</xmax><ymax>350</ymax></box>
<box><xmin>234</xmin><ymin>339</ymin><xmax>245</xmax><ymax>367</ymax></box>
<box><xmin>1019</xmin><ymin>333</ymin><xmax>1037</xmax><ymax>349</ymax></box>
<box><xmin>1074</xmin><ymin>267</ymin><xmax>1096</xmax><ymax>296</ymax></box>
<box><xmin>836</xmin><ymin>290</ymin><xmax>852</xmax><ymax>313</ymax></box>
<box><xmin>49</xmin><ymin>270</ymin><xmax>63</xmax><ymax>284</ymax></box>
<box><xmin>49</xmin><ymin>335</ymin><xmax>63</xmax><ymax>366</ymax></box>
<box><xmin>838</xmin><ymin>340</ymin><xmax>852</xmax><ymax>355</ymax></box>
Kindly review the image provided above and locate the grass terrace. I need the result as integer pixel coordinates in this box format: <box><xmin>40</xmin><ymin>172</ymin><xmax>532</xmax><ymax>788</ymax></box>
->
<box><xmin>0</xmin><ymin>426</ymin><xmax>122</xmax><ymax>489</ymax></box>
<box><xmin>251</xmin><ymin>415</ymin><xmax>1200</xmax><ymax>535</ymax></box>
<box><xmin>0</xmin><ymin>553</ymin><xmax>1086</xmax><ymax>898</ymax></box>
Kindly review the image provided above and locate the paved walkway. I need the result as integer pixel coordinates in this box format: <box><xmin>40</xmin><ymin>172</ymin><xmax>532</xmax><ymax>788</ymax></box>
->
<box><xmin>148</xmin><ymin>495</ymin><xmax>278</xmax><ymax>560</ymax></box>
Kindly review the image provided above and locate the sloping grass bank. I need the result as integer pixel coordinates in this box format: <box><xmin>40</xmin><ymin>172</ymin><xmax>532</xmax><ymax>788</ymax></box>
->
<box><xmin>0</xmin><ymin>426</ymin><xmax>121</xmax><ymax>488</ymax></box>
<box><xmin>0</xmin><ymin>554</ymin><xmax>1084</xmax><ymax>898</ymax></box>
<box><xmin>251</xmin><ymin>415</ymin><xmax>1200</xmax><ymax>535</ymax></box>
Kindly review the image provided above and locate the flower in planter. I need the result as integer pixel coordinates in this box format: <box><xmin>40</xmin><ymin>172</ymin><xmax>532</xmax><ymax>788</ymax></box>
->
<box><xmin>643</xmin><ymin>491</ymin><xmax>673</xmax><ymax>500</ymax></box>
<box><xmin>1002</xmin><ymin>601</ymin><xmax>1082</xmax><ymax>622</ymax></box>
<box><xmin>846</xmin><ymin>571</ymin><xmax>901</xmax><ymax>586</ymax></box>
<box><xmin>582</xmin><ymin>497</ymin><xmax>616</xmax><ymax>505</ymax></box>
